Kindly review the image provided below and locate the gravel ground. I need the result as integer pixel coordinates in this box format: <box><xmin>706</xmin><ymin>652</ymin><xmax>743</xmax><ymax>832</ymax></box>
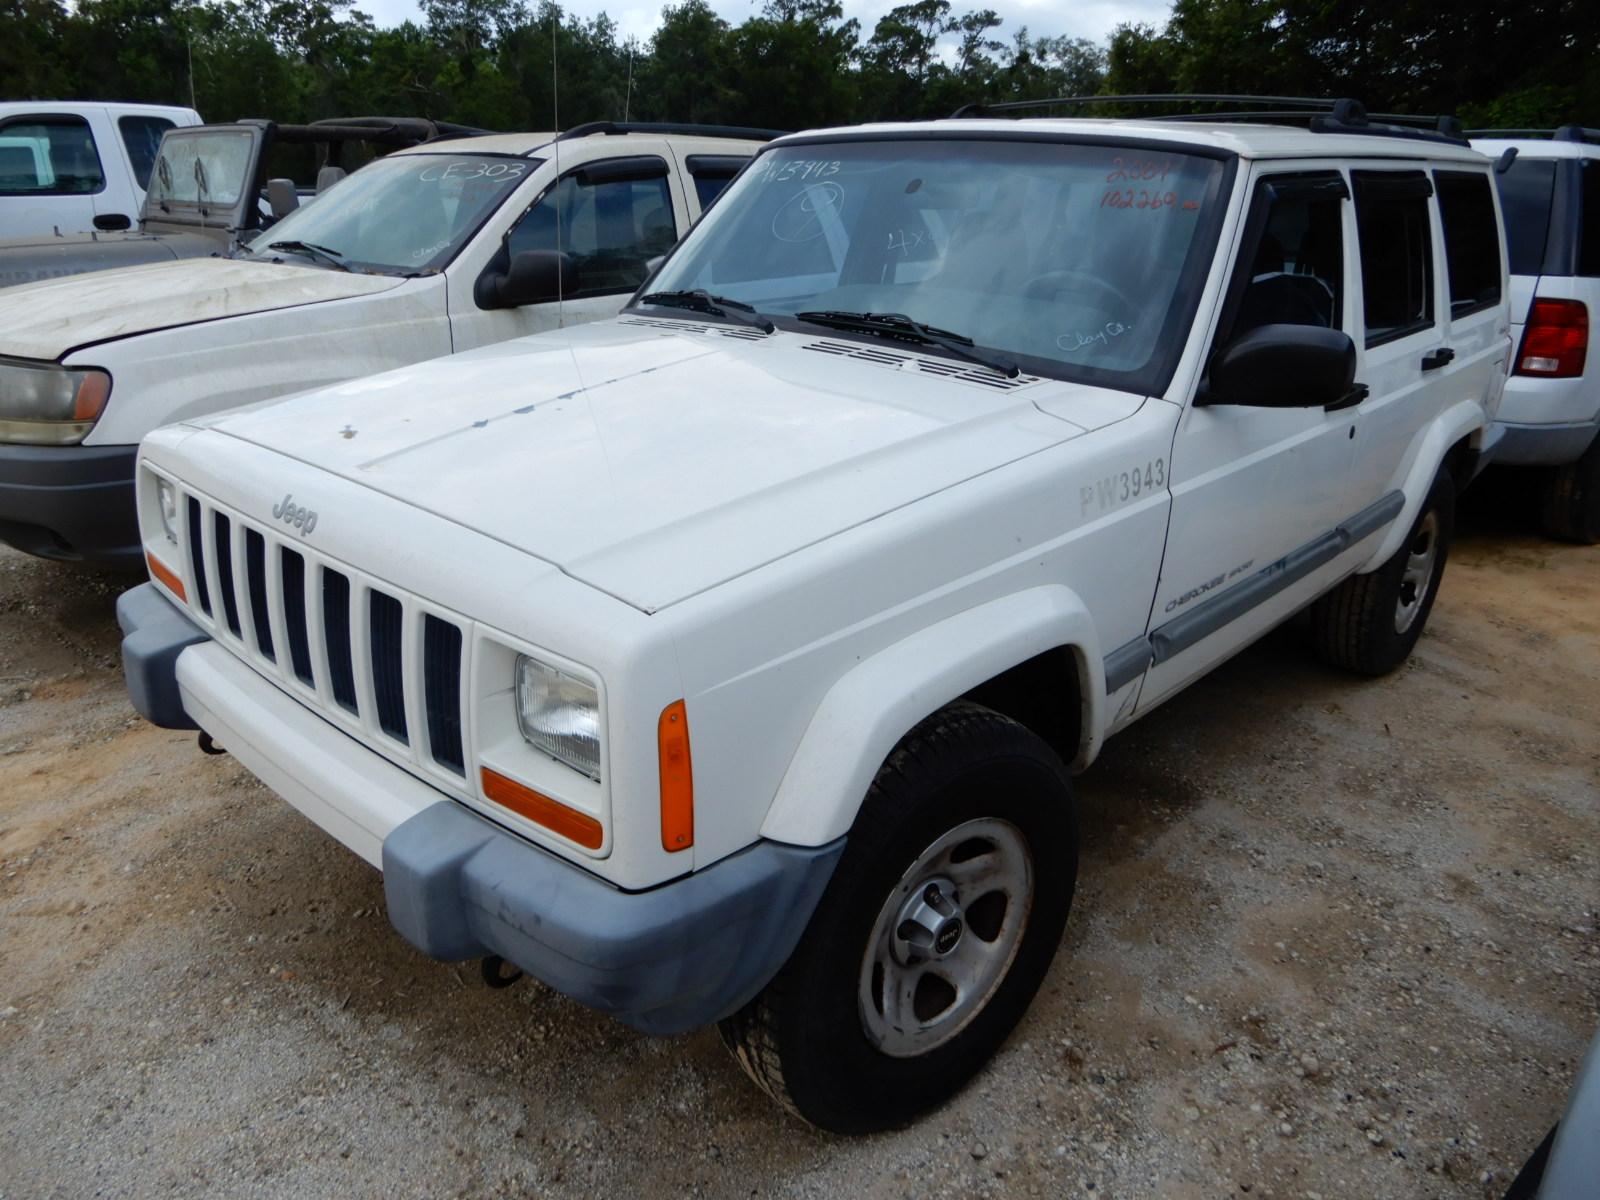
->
<box><xmin>1</xmin><ymin>477</ymin><xmax>1596</xmax><ymax>1200</ymax></box>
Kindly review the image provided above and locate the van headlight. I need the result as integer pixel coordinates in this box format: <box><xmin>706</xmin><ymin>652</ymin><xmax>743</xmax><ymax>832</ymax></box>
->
<box><xmin>515</xmin><ymin>655</ymin><xmax>602</xmax><ymax>781</ymax></box>
<box><xmin>0</xmin><ymin>360</ymin><xmax>112</xmax><ymax>445</ymax></box>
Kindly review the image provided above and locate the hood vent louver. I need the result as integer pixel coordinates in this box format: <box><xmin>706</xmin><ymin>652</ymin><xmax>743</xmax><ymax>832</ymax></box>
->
<box><xmin>618</xmin><ymin>315</ymin><xmax>771</xmax><ymax>342</ymax></box>
<box><xmin>802</xmin><ymin>338</ymin><xmax>1040</xmax><ymax>391</ymax></box>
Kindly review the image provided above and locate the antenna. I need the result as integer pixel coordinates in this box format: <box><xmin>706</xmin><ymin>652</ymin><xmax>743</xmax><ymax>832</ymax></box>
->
<box><xmin>552</xmin><ymin>7</ymin><xmax>564</xmax><ymax>327</ymax></box>
<box><xmin>624</xmin><ymin>43</ymin><xmax>634</xmax><ymax>122</ymax></box>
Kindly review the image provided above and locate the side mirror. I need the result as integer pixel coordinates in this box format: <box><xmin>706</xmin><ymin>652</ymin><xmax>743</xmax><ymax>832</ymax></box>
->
<box><xmin>1205</xmin><ymin>324</ymin><xmax>1359</xmax><ymax>409</ymax></box>
<box><xmin>476</xmin><ymin>250</ymin><xmax>577</xmax><ymax>310</ymax></box>
<box><xmin>93</xmin><ymin>213</ymin><xmax>132</xmax><ymax>232</ymax></box>
<box><xmin>266</xmin><ymin>178</ymin><xmax>299</xmax><ymax>220</ymax></box>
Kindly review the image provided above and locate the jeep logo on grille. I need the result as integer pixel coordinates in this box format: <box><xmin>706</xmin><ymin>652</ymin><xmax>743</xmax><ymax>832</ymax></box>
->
<box><xmin>272</xmin><ymin>493</ymin><xmax>318</xmax><ymax>536</ymax></box>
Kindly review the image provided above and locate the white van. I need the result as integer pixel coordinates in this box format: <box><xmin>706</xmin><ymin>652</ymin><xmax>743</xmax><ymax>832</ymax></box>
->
<box><xmin>0</xmin><ymin>123</ymin><xmax>768</xmax><ymax>568</ymax></box>
<box><xmin>0</xmin><ymin>101</ymin><xmax>203</xmax><ymax>237</ymax></box>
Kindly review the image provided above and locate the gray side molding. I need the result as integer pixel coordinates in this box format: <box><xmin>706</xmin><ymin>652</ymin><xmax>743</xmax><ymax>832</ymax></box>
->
<box><xmin>1103</xmin><ymin>490</ymin><xmax>1405</xmax><ymax>690</ymax></box>
<box><xmin>118</xmin><ymin>582</ymin><xmax>208</xmax><ymax>729</ymax></box>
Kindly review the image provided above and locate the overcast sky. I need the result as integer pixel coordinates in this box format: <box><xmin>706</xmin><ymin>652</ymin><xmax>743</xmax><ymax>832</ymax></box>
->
<box><xmin>353</xmin><ymin>0</ymin><xmax>1176</xmax><ymax>50</ymax></box>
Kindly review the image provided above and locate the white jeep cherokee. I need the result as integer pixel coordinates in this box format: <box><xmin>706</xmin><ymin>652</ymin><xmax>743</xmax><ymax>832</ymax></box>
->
<box><xmin>120</xmin><ymin>103</ymin><xmax>1510</xmax><ymax>1131</ymax></box>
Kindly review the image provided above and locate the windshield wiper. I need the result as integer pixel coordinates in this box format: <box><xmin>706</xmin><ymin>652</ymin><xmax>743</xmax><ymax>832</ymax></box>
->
<box><xmin>264</xmin><ymin>240</ymin><xmax>351</xmax><ymax>271</ymax></box>
<box><xmin>636</xmin><ymin>289</ymin><xmax>775</xmax><ymax>334</ymax></box>
<box><xmin>794</xmin><ymin>310</ymin><xmax>1020</xmax><ymax>378</ymax></box>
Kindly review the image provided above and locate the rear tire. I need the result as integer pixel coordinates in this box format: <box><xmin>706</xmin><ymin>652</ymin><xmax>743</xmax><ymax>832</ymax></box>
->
<box><xmin>1310</xmin><ymin>472</ymin><xmax>1454</xmax><ymax>676</ymax></box>
<box><xmin>719</xmin><ymin>701</ymin><xmax>1077</xmax><ymax>1133</ymax></box>
<box><xmin>1539</xmin><ymin>435</ymin><xmax>1600</xmax><ymax>544</ymax></box>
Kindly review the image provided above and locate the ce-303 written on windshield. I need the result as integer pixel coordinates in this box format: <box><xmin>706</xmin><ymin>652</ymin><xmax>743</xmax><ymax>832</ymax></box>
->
<box><xmin>249</xmin><ymin>153</ymin><xmax>539</xmax><ymax>276</ymax></box>
<box><xmin>642</xmin><ymin>139</ymin><xmax>1226</xmax><ymax>393</ymax></box>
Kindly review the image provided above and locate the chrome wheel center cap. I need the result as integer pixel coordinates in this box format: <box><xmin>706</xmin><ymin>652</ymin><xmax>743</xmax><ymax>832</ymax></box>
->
<box><xmin>893</xmin><ymin>877</ymin><xmax>964</xmax><ymax>963</ymax></box>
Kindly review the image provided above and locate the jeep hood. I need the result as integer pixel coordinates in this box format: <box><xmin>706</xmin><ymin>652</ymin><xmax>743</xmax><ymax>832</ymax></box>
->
<box><xmin>0</xmin><ymin>227</ymin><xmax>219</xmax><ymax>292</ymax></box>
<box><xmin>0</xmin><ymin>257</ymin><xmax>405</xmax><ymax>360</ymax></box>
<box><xmin>206</xmin><ymin>318</ymin><xmax>1144</xmax><ymax>612</ymax></box>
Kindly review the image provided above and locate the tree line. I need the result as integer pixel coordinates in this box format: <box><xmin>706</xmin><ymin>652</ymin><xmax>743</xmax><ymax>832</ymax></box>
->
<box><xmin>1</xmin><ymin>0</ymin><xmax>1594</xmax><ymax>137</ymax></box>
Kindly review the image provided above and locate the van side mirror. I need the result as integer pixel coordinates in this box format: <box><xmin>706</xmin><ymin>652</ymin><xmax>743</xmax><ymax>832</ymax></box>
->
<box><xmin>1204</xmin><ymin>325</ymin><xmax>1361</xmax><ymax>409</ymax></box>
<box><xmin>266</xmin><ymin>179</ymin><xmax>299</xmax><ymax>220</ymax></box>
<box><xmin>476</xmin><ymin>250</ymin><xmax>577</xmax><ymax>310</ymax></box>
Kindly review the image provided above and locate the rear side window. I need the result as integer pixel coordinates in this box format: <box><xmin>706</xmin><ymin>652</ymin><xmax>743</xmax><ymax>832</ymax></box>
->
<box><xmin>1580</xmin><ymin>160</ymin><xmax>1600</xmax><ymax>278</ymax></box>
<box><xmin>686</xmin><ymin>155</ymin><xmax>749</xmax><ymax>212</ymax></box>
<box><xmin>0</xmin><ymin>116</ymin><xmax>105</xmax><ymax>196</ymax></box>
<box><xmin>1434</xmin><ymin>172</ymin><xmax>1503</xmax><ymax>317</ymax></box>
<box><xmin>118</xmin><ymin>115</ymin><xmax>176</xmax><ymax>191</ymax></box>
<box><xmin>1352</xmin><ymin>171</ymin><xmax>1435</xmax><ymax>346</ymax></box>
<box><xmin>1493</xmin><ymin>158</ymin><xmax>1557</xmax><ymax>276</ymax></box>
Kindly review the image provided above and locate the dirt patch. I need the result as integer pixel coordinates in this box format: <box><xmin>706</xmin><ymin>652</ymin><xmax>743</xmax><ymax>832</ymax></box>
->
<box><xmin>0</xmin><ymin>494</ymin><xmax>1595</xmax><ymax>1199</ymax></box>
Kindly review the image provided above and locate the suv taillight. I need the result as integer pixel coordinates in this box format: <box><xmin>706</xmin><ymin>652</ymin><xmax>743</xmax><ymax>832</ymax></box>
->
<box><xmin>1516</xmin><ymin>299</ymin><xmax>1588</xmax><ymax>378</ymax></box>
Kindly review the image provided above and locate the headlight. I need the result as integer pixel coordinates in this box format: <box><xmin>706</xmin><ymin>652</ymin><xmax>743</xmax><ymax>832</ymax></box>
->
<box><xmin>0</xmin><ymin>359</ymin><xmax>112</xmax><ymax>445</ymax></box>
<box><xmin>155</xmin><ymin>476</ymin><xmax>180</xmax><ymax>547</ymax></box>
<box><xmin>515</xmin><ymin>655</ymin><xmax>601</xmax><ymax>781</ymax></box>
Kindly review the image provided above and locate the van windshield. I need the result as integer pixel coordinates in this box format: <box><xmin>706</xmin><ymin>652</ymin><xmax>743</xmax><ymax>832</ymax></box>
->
<box><xmin>247</xmin><ymin>153</ymin><xmax>539</xmax><ymax>276</ymax></box>
<box><xmin>642</xmin><ymin>138</ymin><xmax>1228</xmax><ymax>390</ymax></box>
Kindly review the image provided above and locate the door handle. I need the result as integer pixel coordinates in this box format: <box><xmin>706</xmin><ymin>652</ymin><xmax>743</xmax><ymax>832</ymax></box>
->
<box><xmin>1420</xmin><ymin>347</ymin><xmax>1455</xmax><ymax>371</ymax></box>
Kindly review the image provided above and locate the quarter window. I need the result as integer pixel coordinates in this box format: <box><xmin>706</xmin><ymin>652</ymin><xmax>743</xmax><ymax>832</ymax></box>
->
<box><xmin>0</xmin><ymin>116</ymin><xmax>105</xmax><ymax>196</ymax></box>
<box><xmin>118</xmin><ymin>115</ymin><xmax>176</xmax><ymax>191</ymax></box>
<box><xmin>1353</xmin><ymin>171</ymin><xmax>1436</xmax><ymax>346</ymax></box>
<box><xmin>507</xmin><ymin>164</ymin><xmax>677</xmax><ymax>297</ymax></box>
<box><xmin>1434</xmin><ymin>171</ymin><xmax>1503</xmax><ymax>316</ymax></box>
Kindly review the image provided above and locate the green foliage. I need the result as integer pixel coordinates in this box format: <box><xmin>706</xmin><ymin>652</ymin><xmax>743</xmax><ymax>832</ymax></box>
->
<box><xmin>3</xmin><ymin>0</ymin><xmax>1592</xmax><ymax>133</ymax></box>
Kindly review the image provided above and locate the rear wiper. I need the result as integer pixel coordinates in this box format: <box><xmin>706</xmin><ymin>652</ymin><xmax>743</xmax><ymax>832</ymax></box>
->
<box><xmin>264</xmin><ymin>240</ymin><xmax>351</xmax><ymax>271</ymax></box>
<box><xmin>795</xmin><ymin>310</ymin><xmax>1020</xmax><ymax>378</ymax></box>
<box><xmin>636</xmin><ymin>289</ymin><xmax>775</xmax><ymax>333</ymax></box>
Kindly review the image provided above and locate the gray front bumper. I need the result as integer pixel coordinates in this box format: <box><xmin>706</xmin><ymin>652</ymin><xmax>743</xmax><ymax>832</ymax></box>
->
<box><xmin>384</xmin><ymin>803</ymin><xmax>844</xmax><ymax>1035</ymax></box>
<box><xmin>118</xmin><ymin>582</ymin><xmax>845</xmax><ymax>1035</ymax></box>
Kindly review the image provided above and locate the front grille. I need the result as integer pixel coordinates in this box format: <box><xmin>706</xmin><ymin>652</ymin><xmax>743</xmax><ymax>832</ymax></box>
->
<box><xmin>173</xmin><ymin>492</ymin><xmax>469</xmax><ymax>780</ymax></box>
<box><xmin>369</xmin><ymin>590</ymin><xmax>407</xmax><ymax>743</ymax></box>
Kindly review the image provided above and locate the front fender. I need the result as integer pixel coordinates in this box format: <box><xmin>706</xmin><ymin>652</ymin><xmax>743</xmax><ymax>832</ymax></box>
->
<box><xmin>759</xmin><ymin>586</ymin><xmax>1103</xmax><ymax>847</ymax></box>
<box><xmin>1359</xmin><ymin>399</ymin><xmax>1485</xmax><ymax>571</ymax></box>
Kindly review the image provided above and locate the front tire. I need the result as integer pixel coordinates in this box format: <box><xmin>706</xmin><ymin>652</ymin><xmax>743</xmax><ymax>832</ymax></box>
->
<box><xmin>1309</xmin><ymin>471</ymin><xmax>1455</xmax><ymax>676</ymax></box>
<box><xmin>1540</xmin><ymin>435</ymin><xmax>1600</xmax><ymax>544</ymax></box>
<box><xmin>719</xmin><ymin>702</ymin><xmax>1077</xmax><ymax>1133</ymax></box>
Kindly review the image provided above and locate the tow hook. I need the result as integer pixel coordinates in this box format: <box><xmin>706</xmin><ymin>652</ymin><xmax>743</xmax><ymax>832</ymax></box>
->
<box><xmin>197</xmin><ymin>732</ymin><xmax>227</xmax><ymax>756</ymax></box>
<box><xmin>481</xmin><ymin>956</ymin><xmax>524</xmax><ymax>989</ymax></box>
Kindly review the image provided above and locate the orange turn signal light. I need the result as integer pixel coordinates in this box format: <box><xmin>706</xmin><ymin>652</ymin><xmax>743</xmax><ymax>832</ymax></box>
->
<box><xmin>146</xmin><ymin>551</ymin><xmax>186</xmax><ymax>603</ymax></box>
<box><xmin>658</xmin><ymin>699</ymin><xmax>694</xmax><ymax>852</ymax></box>
<box><xmin>481</xmin><ymin>766</ymin><xmax>603</xmax><ymax>850</ymax></box>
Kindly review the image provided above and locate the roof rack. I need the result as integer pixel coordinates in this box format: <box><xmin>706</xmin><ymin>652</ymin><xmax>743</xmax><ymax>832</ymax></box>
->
<box><xmin>1464</xmin><ymin>125</ymin><xmax>1600</xmax><ymax>144</ymax></box>
<box><xmin>555</xmin><ymin>121</ymin><xmax>786</xmax><ymax>143</ymax></box>
<box><xmin>948</xmin><ymin>94</ymin><xmax>1469</xmax><ymax>146</ymax></box>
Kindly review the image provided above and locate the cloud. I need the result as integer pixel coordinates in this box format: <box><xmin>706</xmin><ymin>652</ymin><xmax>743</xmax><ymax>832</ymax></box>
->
<box><xmin>351</xmin><ymin>0</ymin><xmax>1174</xmax><ymax>45</ymax></box>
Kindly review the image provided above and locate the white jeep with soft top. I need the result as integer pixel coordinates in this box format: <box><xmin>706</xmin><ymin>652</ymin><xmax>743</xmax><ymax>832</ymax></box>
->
<box><xmin>120</xmin><ymin>99</ymin><xmax>1509</xmax><ymax>1131</ymax></box>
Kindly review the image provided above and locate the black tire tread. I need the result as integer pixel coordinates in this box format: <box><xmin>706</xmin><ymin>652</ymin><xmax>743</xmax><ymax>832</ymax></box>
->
<box><xmin>719</xmin><ymin>701</ymin><xmax>1061</xmax><ymax>1128</ymax></box>
<box><xmin>1539</xmin><ymin>440</ymin><xmax>1600</xmax><ymax>544</ymax></box>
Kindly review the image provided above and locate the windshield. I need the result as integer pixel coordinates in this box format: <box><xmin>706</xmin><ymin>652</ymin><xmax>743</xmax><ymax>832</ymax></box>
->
<box><xmin>644</xmin><ymin>138</ymin><xmax>1229</xmax><ymax>389</ymax></box>
<box><xmin>1493</xmin><ymin>157</ymin><xmax>1557</xmax><ymax>277</ymax></box>
<box><xmin>247</xmin><ymin>152</ymin><xmax>540</xmax><ymax>275</ymax></box>
<box><xmin>149</xmin><ymin>129</ymin><xmax>255</xmax><ymax>209</ymax></box>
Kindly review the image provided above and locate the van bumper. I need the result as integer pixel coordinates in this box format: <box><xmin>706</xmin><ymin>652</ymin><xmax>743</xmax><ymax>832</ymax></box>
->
<box><xmin>118</xmin><ymin>582</ymin><xmax>844</xmax><ymax>1035</ymax></box>
<box><xmin>0</xmin><ymin>443</ymin><xmax>141</xmax><ymax>570</ymax></box>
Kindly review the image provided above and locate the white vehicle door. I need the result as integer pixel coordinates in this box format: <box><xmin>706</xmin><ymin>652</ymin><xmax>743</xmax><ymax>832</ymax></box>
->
<box><xmin>447</xmin><ymin>140</ymin><xmax>690</xmax><ymax>354</ymax></box>
<box><xmin>1341</xmin><ymin>167</ymin><xmax>1474</xmax><ymax>509</ymax></box>
<box><xmin>1138</xmin><ymin>167</ymin><xmax>1362</xmax><ymax>709</ymax></box>
<box><xmin>0</xmin><ymin>111</ymin><xmax>104</xmax><ymax>237</ymax></box>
